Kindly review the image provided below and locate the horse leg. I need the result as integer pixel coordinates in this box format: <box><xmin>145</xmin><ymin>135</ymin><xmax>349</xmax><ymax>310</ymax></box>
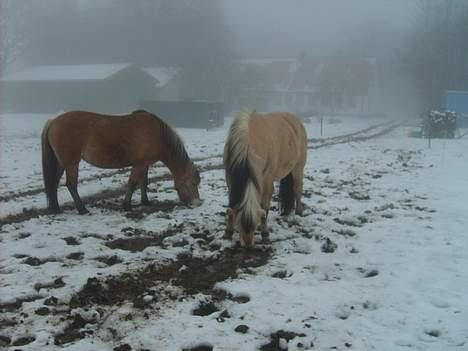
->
<box><xmin>50</xmin><ymin>166</ymin><xmax>65</xmax><ymax>213</ymax></box>
<box><xmin>65</xmin><ymin>164</ymin><xmax>88</xmax><ymax>214</ymax></box>
<box><xmin>123</xmin><ymin>164</ymin><xmax>146</xmax><ymax>211</ymax></box>
<box><xmin>292</xmin><ymin>166</ymin><xmax>305</xmax><ymax>216</ymax></box>
<box><xmin>140</xmin><ymin>167</ymin><xmax>150</xmax><ymax>205</ymax></box>
<box><xmin>224</xmin><ymin>208</ymin><xmax>234</xmax><ymax>240</ymax></box>
<box><xmin>260</xmin><ymin>181</ymin><xmax>274</xmax><ymax>242</ymax></box>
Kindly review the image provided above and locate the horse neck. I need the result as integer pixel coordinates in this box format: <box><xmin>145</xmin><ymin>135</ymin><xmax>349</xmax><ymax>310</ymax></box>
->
<box><xmin>161</xmin><ymin>150</ymin><xmax>189</xmax><ymax>181</ymax></box>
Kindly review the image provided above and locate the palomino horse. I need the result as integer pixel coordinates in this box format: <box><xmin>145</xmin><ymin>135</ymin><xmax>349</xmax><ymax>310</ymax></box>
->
<box><xmin>41</xmin><ymin>110</ymin><xmax>201</xmax><ymax>214</ymax></box>
<box><xmin>224</xmin><ymin>109</ymin><xmax>308</xmax><ymax>247</ymax></box>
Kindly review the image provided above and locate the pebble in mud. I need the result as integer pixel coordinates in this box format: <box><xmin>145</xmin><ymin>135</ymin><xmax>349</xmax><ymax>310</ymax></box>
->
<box><xmin>63</xmin><ymin>236</ymin><xmax>80</xmax><ymax>245</ymax></box>
<box><xmin>234</xmin><ymin>325</ymin><xmax>249</xmax><ymax>334</ymax></box>
<box><xmin>35</xmin><ymin>307</ymin><xmax>50</xmax><ymax>316</ymax></box>
<box><xmin>44</xmin><ymin>296</ymin><xmax>58</xmax><ymax>306</ymax></box>
<box><xmin>321</xmin><ymin>238</ymin><xmax>337</xmax><ymax>253</ymax></box>
<box><xmin>66</xmin><ymin>252</ymin><xmax>84</xmax><ymax>260</ymax></box>
<box><xmin>192</xmin><ymin>301</ymin><xmax>219</xmax><ymax>316</ymax></box>
<box><xmin>114</xmin><ymin>344</ymin><xmax>132</xmax><ymax>351</ymax></box>
<box><xmin>0</xmin><ymin>335</ymin><xmax>11</xmax><ymax>347</ymax></box>
<box><xmin>424</xmin><ymin>329</ymin><xmax>441</xmax><ymax>338</ymax></box>
<box><xmin>12</xmin><ymin>335</ymin><xmax>36</xmax><ymax>346</ymax></box>
<box><xmin>356</xmin><ymin>267</ymin><xmax>379</xmax><ymax>278</ymax></box>
<box><xmin>182</xmin><ymin>345</ymin><xmax>213</xmax><ymax>351</ymax></box>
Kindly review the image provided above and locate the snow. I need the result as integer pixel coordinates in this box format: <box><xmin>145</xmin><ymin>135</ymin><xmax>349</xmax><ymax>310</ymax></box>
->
<box><xmin>0</xmin><ymin>64</ymin><xmax>130</xmax><ymax>81</ymax></box>
<box><xmin>1</xmin><ymin>114</ymin><xmax>468</xmax><ymax>350</ymax></box>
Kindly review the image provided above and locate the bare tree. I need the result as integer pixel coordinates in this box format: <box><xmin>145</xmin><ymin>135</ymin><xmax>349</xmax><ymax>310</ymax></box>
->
<box><xmin>405</xmin><ymin>0</ymin><xmax>468</xmax><ymax>110</ymax></box>
<box><xmin>0</xmin><ymin>0</ymin><xmax>28</xmax><ymax>70</ymax></box>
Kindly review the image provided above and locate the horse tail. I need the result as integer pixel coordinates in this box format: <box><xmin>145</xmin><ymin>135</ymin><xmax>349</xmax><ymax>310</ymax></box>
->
<box><xmin>279</xmin><ymin>172</ymin><xmax>295</xmax><ymax>215</ymax></box>
<box><xmin>41</xmin><ymin>119</ymin><xmax>60</xmax><ymax>212</ymax></box>
<box><xmin>224</xmin><ymin>109</ymin><xmax>260</xmax><ymax>233</ymax></box>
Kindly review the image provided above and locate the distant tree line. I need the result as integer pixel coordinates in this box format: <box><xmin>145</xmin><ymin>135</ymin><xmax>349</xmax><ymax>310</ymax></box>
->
<box><xmin>0</xmin><ymin>0</ymin><xmax>235</xmax><ymax>101</ymax></box>
<box><xmin>404</xmin><ymin>0</ymin><xmax>468</xmax><ymax>109</ymax></box>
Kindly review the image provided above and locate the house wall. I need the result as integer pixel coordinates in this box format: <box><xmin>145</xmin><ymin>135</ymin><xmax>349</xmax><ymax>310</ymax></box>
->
<box><xmin>0</xmin><ymin>67</ymin><xmax>158</xmax><ymax>114</ymax></box>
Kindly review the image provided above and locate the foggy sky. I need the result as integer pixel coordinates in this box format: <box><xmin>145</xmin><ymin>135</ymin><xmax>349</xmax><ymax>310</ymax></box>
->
<box><xmin>221</xmin><ymin>0</ymin><xmax>417</xmax><ymax>57</ymax></box>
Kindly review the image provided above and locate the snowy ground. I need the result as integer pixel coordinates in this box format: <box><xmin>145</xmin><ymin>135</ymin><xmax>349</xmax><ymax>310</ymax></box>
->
<box><xmin>0</xmin><ymin>113</ymin><xmax>467</xmax><ymax>351</ymax></box>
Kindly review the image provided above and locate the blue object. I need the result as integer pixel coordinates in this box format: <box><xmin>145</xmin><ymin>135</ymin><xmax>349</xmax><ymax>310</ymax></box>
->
<box><xmin>446</xmin><ymin>91</ymin><xmax>468</xmax><ymax>128</ymax></box>
<box><xmin>447</xmin><ymin>91</ymin><xmax>468</xmax><ymax>113</ymax></box>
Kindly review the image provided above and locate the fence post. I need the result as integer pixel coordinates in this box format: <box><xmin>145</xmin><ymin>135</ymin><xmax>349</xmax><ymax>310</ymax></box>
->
<box><xmin>320</xmin><ymin>116</ymin><xmax>324</xmax><ymax>137</ymax></box>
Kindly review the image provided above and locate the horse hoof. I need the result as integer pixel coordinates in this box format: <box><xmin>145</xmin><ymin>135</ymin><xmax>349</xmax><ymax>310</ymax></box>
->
<box><xmin>261</xmin><ymin>235</ymin><xmax>271</xmax><ymax>244</ymax></box>
<box><xmin>224</xmin><ymin>230</ymin><xmax>233</xmax><ymax>240</ymax></box>
<box><xmin>78</xmin><ymin>209</ymin><xmax>90</xmax><ymax>215</ymax></box>
<box><xmin>49</xmin><ymin>208</ymin><xmax>62</xmax><ymax>214</ymax></box>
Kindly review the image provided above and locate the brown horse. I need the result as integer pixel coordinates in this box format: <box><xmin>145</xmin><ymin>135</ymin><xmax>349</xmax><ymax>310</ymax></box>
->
<box><xmin>224</xmin><ymin>109</ymin><xmax>308</xmax><ymax>247</ymax></box>
<box><xmin>41</xmin><ymin>110</ymin><xmax>201</xmax><ymax>214</ymax></box>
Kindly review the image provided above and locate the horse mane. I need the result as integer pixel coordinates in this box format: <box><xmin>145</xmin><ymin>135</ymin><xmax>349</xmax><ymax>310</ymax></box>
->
<box><xmin>139</xmin><ymin>110</ymin><xmax>190</xmax><ymax>165</ymax></box>
<box><xmin>224</xmin><ymin>109</ymin><xmax>260</xmax><ymax>232</ymax></box>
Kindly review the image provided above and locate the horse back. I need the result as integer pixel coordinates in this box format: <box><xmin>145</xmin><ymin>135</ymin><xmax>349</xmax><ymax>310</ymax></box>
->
<box><xmin>47</xmin><ymin>110</ymin><xmax>161</xmax><ymax>168</ymax></box>
<box><xmin>249</xmin><ymin>112</ymin><xmax>307</xmax><ymax>179</ymax></box>
<box><xmin>250</xmin><ymin>112</ymin><xmax>307</xmax><ymax>155</ymax></box>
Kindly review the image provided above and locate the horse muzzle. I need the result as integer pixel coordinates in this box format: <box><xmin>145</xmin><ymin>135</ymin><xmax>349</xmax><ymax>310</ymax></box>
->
<box><xmin>188</xmin><ymin>198</ymin><xmax>203</xmax><ymax>208</ymax></box>
<box><xmin>240</xmin><ymin>232</ymin><xmax>255</xmax><ymax>248</ymax></box>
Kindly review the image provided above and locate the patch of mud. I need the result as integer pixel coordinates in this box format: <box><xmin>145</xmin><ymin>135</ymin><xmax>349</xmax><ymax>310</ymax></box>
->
<box><xmin>12</xmin><ymin>336</ymin><xmax>36</xmax><ymax>346</ymax></box>
<box><xmin>0</xmin><ymin>207</ymin><xmax>49</xmax><ymax>229</ymax></box>
<box><xmin>348</xmin><ymin>191</ymin><xmax>370</xmax><ymax>201</ymax></box>
<box><xmin>105</xmin><ymin>224</ymin><xmax>184</xmax><ymax>252</ymax></box>
<box><xmin>58</xmin><ymin>247</ymin><xmax>270</xmax><ymax>345</ymax></box>
<box><xmin>0</xmin><ymin>295</ymin><xmax>42</xmax><ymax>313</ymax></box>
<box><xmin>22</xmin><ymin>256</ymin><xmax>60</xmax><ymax>266</ymax></box>
<box><xmin>259</xmin><ymin>330</ymin><xmax>306</xmax><ymax>351</ymax></box>
<box><xmin>0</xmin><ymin>335</ymin><xmax>11</xmax><ymax>347</ymax></box>
<box><xmin>229</xmin><ymin>294</ymin><xmax>250</xmax><ymax>304</ymax></box>
<box><xmin>321</xmin><ymin>238</ymin><xmax>338</xmax><ymax>253</ymax></box>
<box><xmin>192</xmin><ymin>301</ymin><xmax>219</xmax><ymax>316</ymax></box>
<box><xmin>94</xmin><ymin>255</ymin><xmax>123</xmax><ymax>266</ymax></box>
<box><xmin>34</xmin><ymin>277</ymin><xmax>66</xmax><ymax>291</ymax></box>
<box><xmin>70</xmin><ymin>247</ymin><xmax>270</xmax><ymax>308</ymax></box>
<box><xmin>94</xmin><ymin>198</ymin><xmax>178</xmax><ymax>220</ymax></box>
<box><xmin>272</xmin><ymin>270</ymin><xmax>291</xmax><ymax>279</ymax></box>
<box><xmin>182</xmin><ymin>344</ymin><xmax>213</xmax><ymax>351</ymax></box>
<box><xmin>332</xmin><ymin>228</ymin><xmax>357</xmax><ymax>237</ymax></box>
<box><xmin>35</xmin><ymin>307</ymin><xmax>50</xmax><ymax>316</ymax></box>
<box><xmin>357</xmin><ymin>268</ymin><xmax>379</xmax><ymax>278</ymax></box>
<box><xmin>234</xmin><ymin>324</ymin><xmax>249</xmax><ymax>333</ymax></box>
<box><xmin>333</xmin><ymin>217</ymin><xmax>364</xmax><ymax>227</ymax></box>
<box><xmin>66</xmin><ymin>252</ymin><xmax>84</xmax><ymax>260</ymax></box>
<box><xmin>63</xmin><ymin>237</ymin><xmax>80</xmax><ymax>246</ymax></box>
<box><xmin>54</xmin><ymin>314</ymin><xmax>92</xmax><ymax>346</ymax></box>
<box><xmin>44</xmin><ymin>296</ymin><xmax>59</xmax><ymax>306</ymax></box>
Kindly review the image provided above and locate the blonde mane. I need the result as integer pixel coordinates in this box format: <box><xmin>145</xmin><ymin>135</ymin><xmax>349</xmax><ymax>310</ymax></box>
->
<box><xmin>224</xmin><ymin>109</ymin><xmax>261</xmax><ymax>233</ymax></box>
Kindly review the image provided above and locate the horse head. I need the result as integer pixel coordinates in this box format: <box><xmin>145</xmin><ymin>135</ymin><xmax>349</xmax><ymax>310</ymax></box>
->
<box><xmin>175</xmin><ymin>161</ymin><xmax>202</xmax><ymax>207</ymax></box>
<box><xmin>228</xmin><ymin>206</ymin><xmax>266</xmax><ymax>248</ymax></box>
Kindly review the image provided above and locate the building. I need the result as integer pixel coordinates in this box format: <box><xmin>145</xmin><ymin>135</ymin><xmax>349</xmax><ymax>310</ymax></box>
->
<box><xmin>236</xmin><ymin>56</ymin><xmax>380</xmax><ymax>116</ymax></box>
<box><xmin>0</xmin><ymin>64</ymin><xmax>160</xmax><ymax>114</ymax></box>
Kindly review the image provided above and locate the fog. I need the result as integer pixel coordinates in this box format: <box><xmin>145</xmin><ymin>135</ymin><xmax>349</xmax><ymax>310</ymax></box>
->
<box><xmin>1</xmin><ymin>0</ymin><xmax>468</xmax><ymax>119</ymax></box>
<box><xmin>222</xmin><ymin>0</ymin><xmax>415</xmax><ymax>57</ymax></box>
